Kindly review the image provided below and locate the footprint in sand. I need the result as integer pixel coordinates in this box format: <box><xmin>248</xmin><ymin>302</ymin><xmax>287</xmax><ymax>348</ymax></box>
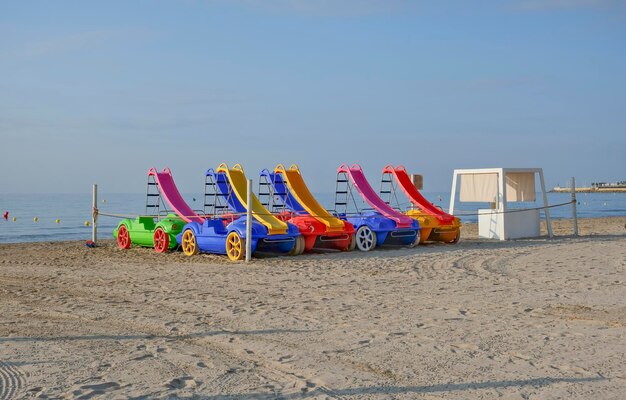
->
<box><xmin>166</xmin><ymin>376</ymin><xmax>198</xmax><ymax>389</ymax></box>
<box><xmin>550</xmin><ymin>364</ymin><xmax>589</xmax><ymax>374</ymax></box>
<box><xmin>278</xmin><ymin>354</ymin><xmax>293</xmax><ymax>363</ymax></box>
<box><xmin>132</xmin><ymin>354</ymin><xmax>154</xmax><ymax>361</ymax></box>
<box><xmin>73</xmin><ymin>382</ymin><xmax>121</xmax><ymax>399</ymax></box>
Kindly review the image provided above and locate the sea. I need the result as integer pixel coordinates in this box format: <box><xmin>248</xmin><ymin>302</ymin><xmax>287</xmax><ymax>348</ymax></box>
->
<box><xmin>1</xmin><ymin>192</ymin><xmax>625</xmax><ymax>244</ymax></box>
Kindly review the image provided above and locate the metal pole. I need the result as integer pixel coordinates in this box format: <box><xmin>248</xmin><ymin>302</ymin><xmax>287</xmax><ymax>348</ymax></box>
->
<box><xmin>245</xmin><ymin>178</ymin><xmax>253</xmax><ymax>262</ymax></box>
<box><xmin>539</xmin><ymin>170</ymin><xmax>553</xmax><ymax>238</ymax></box>
<box><xmin>92</xmin><ymin>184</ymin><xmax>98</xmax><ymax>245</ymax></box>
<box><xmin>571</xmin><ymin>177</ymin><xmax>578</xmax><ymax>236</ymax></box>
<box><xmin>449</xmin><ymin>171</ymin><xmax>458</xmax><ymax>215</ymax></box>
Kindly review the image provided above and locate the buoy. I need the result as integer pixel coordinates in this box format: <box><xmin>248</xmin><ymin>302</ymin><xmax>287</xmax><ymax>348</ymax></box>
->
<box><xmin>33</xmin><ymin>217</ymin><xmax>39</xmax><ymax>222</ymax></box>
<box><xmin>85</xmin><ymin>220</ymin><xmax>91</xmax><ymax>227</ymax></box>
<box><xmin>2</xmin><ymin>211</ymin><xmax>8</xmax><ymax>220</ymax></box>
<box><xmin>12</xmin><ymin>217</ymin><xmax>16</xmax><ymax>222</ymax></box>
<box><xmin>193</xmin><ymin>197</ymin><xmax>196</xmax><ymax>202</ymax></box>
<box><xmin>102</xmin><ymin>199</ymin><xmax>106</xmax><ymax>203</ymax></box>
<box><xmin>85</xmin><ymin>240</ymin><xmax>95</xmax><ymax>248</ymax></box>
<box><xmin>55</xmin><ymin>219</ymin><xmax>61</xmax><ymax>224</ymax></box>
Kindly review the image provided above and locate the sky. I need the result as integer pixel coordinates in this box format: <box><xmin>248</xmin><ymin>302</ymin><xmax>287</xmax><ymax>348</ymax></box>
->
<box><xmin>1</xmin><ymin>0</ymin><xmax>625</xmax><ymax>195</ymax></box>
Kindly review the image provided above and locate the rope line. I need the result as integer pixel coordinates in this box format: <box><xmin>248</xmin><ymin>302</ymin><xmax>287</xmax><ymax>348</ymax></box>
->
<box><xmin>93</xmin><ymin>200</ymin><xmax>575</xmax><ymax>221</ymax></box>
<box><xmin>451</xmin><ymin>200</ymin><xmax>575</xmax><ymax>217</ymax></box>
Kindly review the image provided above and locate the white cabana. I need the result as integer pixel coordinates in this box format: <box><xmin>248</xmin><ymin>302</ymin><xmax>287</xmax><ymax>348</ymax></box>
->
<box><xmin>449</xmin><ymin>168</ymin><xmax>553</xmax><ymax>240</ymax></box>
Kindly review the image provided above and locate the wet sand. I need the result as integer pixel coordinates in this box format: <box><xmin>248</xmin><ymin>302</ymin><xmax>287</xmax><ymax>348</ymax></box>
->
<box><xmin>1</xmin><ymin>216</ymin><xmax>625</xmax><ymax>399</ymax></box>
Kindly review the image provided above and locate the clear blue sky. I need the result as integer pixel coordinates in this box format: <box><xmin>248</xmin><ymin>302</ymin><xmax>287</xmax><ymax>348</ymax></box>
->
<box><xmin>2</xmin><ymin>0</ymin><xmax>625</xmax><ymax>194</ymax></box>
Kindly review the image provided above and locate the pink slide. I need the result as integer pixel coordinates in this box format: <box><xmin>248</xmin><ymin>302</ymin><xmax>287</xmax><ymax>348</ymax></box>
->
<box><xmin>383</xmin><ymin>165</ymin><xmax>455</xmax><ymax>225</ymax></box>
<box><xmin>148</xmin><ymin>168</ymin><xmax>204</xmax><ymax>224</ymax></box>
<box><xmin>338</xmin><ymin>164</ymin><xmax>414</xmax><ymax>228</ymax></box>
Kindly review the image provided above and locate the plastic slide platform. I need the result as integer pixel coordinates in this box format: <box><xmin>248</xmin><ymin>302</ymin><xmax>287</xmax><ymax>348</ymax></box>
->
<box><xmin>338</xmin><ymin>164</ymin><xmax>414</xmax><ymax>228</ymax></box>
<box><xmin>148</xmin><ymin>168</ymin><xmax>204</xmax><ymax>224</ymax></box>
<box><xmin>274</xmin><ymin>165</ymin><xmax>346</xmax><ymax>233</ymax></box>
<box><xmin>382</xmin><ymin>165</ymin><xmax>455</xmax><ymax>224</ymax></box>
<box><xmin>215</xmin><ymin>164</ymin><xmax>288</xmax><ymax>235</ymax></box>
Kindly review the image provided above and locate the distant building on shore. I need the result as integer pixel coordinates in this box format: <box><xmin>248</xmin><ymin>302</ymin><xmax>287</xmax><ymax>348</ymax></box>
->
<box><xmin>591</xmin><ymin>181</ymin><xmax>626</xmax><ymax>189</ymax></box>
<box><xmin>551</xmin><ymin>180</ymin><xmax>626</xmax><ymax>193</ymax></box>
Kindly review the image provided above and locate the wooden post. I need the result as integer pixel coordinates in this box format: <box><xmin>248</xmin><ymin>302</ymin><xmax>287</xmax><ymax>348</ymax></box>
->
<box><xmin>571</xmin><ymin>177</ymin><xmax>578</xmax><ymax>236</ymax></box>
<box><xmin>92</xmin><ymin>184</ymin><xmax>98</xmax><ymax>245</ymax></box>
<box><xmin>245</xmin><ymin>178</ymin><xmax>253</xmax><ymax>262</ymax></box>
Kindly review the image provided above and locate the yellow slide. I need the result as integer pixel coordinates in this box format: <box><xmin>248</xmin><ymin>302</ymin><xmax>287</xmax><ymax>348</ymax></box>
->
<box><xmin>216</xmin><ymin>163</ymin><xmax>288</xmax><ymax>235</ymax></box>
<box><xmin>275</xmin><ymin>164</ymin><xmax>346</xmax><ymax>233</ymax></box>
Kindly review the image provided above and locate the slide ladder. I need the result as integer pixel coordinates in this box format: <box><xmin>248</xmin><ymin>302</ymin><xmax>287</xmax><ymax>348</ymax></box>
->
<box><xmin>274</xmin><ymin>164</ymin><xmax>346</xmax><ymax>232</ymax></box>
<box><xmin>216</xmin><ymin>163</ymin><xmax>289</xmax><ymax>235</ymax></box>
<box><xmin>257</xmin><ymin>174</ymin><xmax>273</xmax><ymax>210</ymax></box>
<box><xmin>381</xmin><ymin>165</ymin><xmax>455</xmax><ymax>224</ymax></box>
<box><xmin>337</xmin><ymin>164</ymin><xmax>414</xmax><ymax>228</ymax></box>
<box><xmin>147</xmin><ymin>168</ymin><xmax>204</xmax><ymax>224</ymax></box>
<box><xmin>258</xmin><ymin>171</ymin><xmax>293</xmax><ymax>214</ymax></box>
<box><xmin>379</xmin><ymin>172</ymin><xmax>403</xmax><ymax>208</ymax></box>
<box><xmin>145</xmin><ymin>174</ymin><xmax>165</xmax><ymax>216</ymax></box>
<box><xmin>333</xmin><ymin>171</ymin><xmax>353</xmax><ymax>215</ymax></box>
<box><xmin>204</xmin><ymin>172</ymin><xmax>235</xmax><ymax>216</ymax></box>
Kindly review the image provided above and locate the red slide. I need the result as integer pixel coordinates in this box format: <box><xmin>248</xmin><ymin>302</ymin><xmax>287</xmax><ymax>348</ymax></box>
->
<box><xmin>338</xmin><ymin>164</ymin><xmax>414</xmax><ymax>228</ymax></box>
<box><xmin>148</xmin><ymin>168</ymin><xmax>204</xmax><ymax>224</ymax></box>
<box><xmin>382</xmin><ymin>165</ymin><xmax>454</xmax><ymax>225</ymax></box>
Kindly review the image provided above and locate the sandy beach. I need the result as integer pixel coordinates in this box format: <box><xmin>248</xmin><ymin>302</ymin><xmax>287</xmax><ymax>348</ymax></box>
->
<box><xmin>1</xmin><ymin>216</ymin><xmax>625</xmax><ymax>399</ymax></box>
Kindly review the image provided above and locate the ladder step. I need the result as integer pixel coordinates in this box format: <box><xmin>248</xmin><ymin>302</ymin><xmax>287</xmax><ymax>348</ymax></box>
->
<box><xmin>147</xmin><ymin>182</ymin><xmax>158</xmax><ymax>186</ymax></box>
<box><xmin>336</xmin><ymin>179</ymin><xmax>348</xmax><ymax>183</ymax></box>
<box><xmin>335</xmin><ymin>202</ymin><xmax>347</xmax><ymax>206</ymax></box>
<box><xmin>335</xmin><ymin>191</ymin><xmax>348</xmax><ymax>194</ymax></box>
<box><xmin>214</xmin><ymin>205</ymin><xmax>229</xmax><ymax>209</ymax></box>
<box><xmin>380</xmin><ymin>190</ymin><xmax>391</xmax><ymax>194</ymax></box>
<box><xmin>205</xmin><ymin>182</ymin><xmax>216</xmax><ymax>186</ymax></box>
<box><xmin>259</xmin><ymin>182</ymin><xmax>271</xmax><ymax>185</ymax></box>
<box><xmin>147</xmin><ymin>193</ymin><xmax>160</xmax><ymax>197</ymax></box>
<box><xmin>146</xmin><ymin>205</ymin><xmax>159</xmax><ymax>208</ymax></box>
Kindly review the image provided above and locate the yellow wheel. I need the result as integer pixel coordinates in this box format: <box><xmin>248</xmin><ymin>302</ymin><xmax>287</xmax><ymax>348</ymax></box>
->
<box><xmin>181</xmin><ymin>230</ymin><xmax>198</xmax><ymax>256</ymax></box>
<box><xmin>226</xmin><ymin>232</ymin><xmax>245</xmax><ymax>261</ymax></box>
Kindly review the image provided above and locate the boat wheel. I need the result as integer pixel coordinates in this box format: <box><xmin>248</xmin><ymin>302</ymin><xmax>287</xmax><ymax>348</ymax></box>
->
<box><xmin>117</xmin><ymin>225</ymin><xmax>131</xmax><ymax>249</ymax></box>
<box><xmin>153</xmin><ymin>227</ymin><xmax>169</xmax><ymax>253</ymax></box>
<box><xmin>348</xmin><ymin>234</ymin><xmax>357</xmax><ymax>251</ymax></box>
<box><xmin>448</xmin><ymin>230</ymin><xmax>461</xmax><ymax>244</ymax></box>
<box><xmin>288</xmin><ymin>239</ymin><xmax>297</xmax><ymax>256</ymax></box>
<box><xmin>409</xmin><ymin>230</ymin><xmax>421</xmax><ymax>248</ymax></box>
<box><xmin>289</xmin><ymin>236</ymin><xmax>304</xmax><ymax>256</ymax></box>
<box><xmin>181</xmin><ymin>230</ymin><xmax>198</xmax><ymax>256</ymax></box>
<box><xmin>355</xmin><ymin>225</ymin><xmax>376</xmax><ymax>252</ymax></box>
<box><xmin>226</xmin><ymin>232</ymin><xmax>245</xmax><ymax>261</ymax></box>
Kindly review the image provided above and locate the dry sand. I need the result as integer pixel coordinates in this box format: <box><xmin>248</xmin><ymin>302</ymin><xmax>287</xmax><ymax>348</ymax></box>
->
<box><xmin>1</xmin><ymin>217</ymin><xmax>625</xmax><ymax>399</ymax></box>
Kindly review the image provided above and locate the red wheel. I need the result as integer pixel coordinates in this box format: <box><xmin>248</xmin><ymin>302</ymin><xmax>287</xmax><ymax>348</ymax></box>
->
<box><xmin>117</xmin><ymin>225</ymin><xmax>131</xmax><ymax>249</ymax></box>
<box><xmin>153</xmin><ymin>227</ymin><xmax>169</xmax><ymax>253</ymax></box>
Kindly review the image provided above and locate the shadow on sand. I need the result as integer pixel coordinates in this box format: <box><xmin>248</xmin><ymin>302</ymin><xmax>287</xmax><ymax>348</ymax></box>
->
<box><xmin>0</xmin><ymin>328</ymin><xmax>316</xmax><ymax>343</ymax></box>
<box><xmin>196</xmin><ymin>376</ymin><xmax>606</xmax><ymax>399</ymax></box>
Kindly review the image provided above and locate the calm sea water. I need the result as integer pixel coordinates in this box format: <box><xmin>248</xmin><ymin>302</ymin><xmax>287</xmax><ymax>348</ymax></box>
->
<box><xmin>1</xmin><ymin>192</ymin><xmax>625</xmax><ymax>244</ymax></box>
